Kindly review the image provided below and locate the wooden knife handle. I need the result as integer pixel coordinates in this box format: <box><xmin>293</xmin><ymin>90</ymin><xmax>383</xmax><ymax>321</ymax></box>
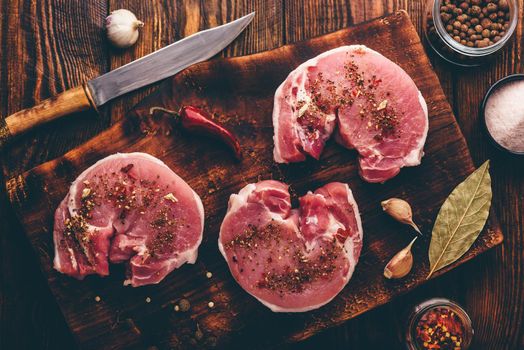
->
<box><xmin>0</xmin><ymin>84</ymin><xmax>96</xmax><ymax>147</ymax></box>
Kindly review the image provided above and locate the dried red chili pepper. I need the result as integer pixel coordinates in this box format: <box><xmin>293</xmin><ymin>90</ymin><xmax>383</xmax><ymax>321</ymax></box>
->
<box><xmin>149</xmin><ymin>106</ymin><xmax>242</xmax><ymax>161</ymax></box>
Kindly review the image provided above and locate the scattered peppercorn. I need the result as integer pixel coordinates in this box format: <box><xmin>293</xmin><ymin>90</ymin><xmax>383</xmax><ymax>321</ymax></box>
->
<box><xmin>178</xmin><ymin>298</ymin><xmax>191</xmax><ymax>312</ymax></box>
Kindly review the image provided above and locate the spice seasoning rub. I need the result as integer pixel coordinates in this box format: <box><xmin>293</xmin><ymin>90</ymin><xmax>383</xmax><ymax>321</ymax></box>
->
<box><xmin>219</xmin><ymin>180</ymin><xmax>363</xmax><ymax>312</ymax></box>
<box><xmin>53</xmin><ymin>153</ymin><xmax>204</xmax><ymax>287</ymax></box>
<box><xmin>273</xmin><ymin>45</ymin><xmax>428</xmax><ymax>183</ymax></box>
<box><xmin>64</xmin><ymin>169</ymin><xmax>181</xmax><ymax>258</ymax></box>
<box><xmin>225</xmin><ymin>222</ymin><xmax>343</xmax><ymax>295</ymax></box>
<box><xmin>296</xmin><ymin>56</ymin><xmax>401</xmax><ymax>144</ymax></box>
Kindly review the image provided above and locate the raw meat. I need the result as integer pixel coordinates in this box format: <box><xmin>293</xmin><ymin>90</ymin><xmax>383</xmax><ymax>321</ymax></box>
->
<box><xmin>273</xmin><ymin>45</ymin><xmax>428</xmax><ymax>183</ymax></box>
<box><xmin>53</xmin><ymin>152</ymin><xmax>204</xmax><ymax>287</ymax></box>
<box><xmin>219</xmin><ymin>180</ymin><xmax>363</xmax><ymax>312</ymax></box>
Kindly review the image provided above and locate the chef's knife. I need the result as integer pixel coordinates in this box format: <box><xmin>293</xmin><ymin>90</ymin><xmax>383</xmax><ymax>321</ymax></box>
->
<box><xmin>0</xmin><ymin>12</ymin><xmax>255</xmax><ymax>147</ymax></box>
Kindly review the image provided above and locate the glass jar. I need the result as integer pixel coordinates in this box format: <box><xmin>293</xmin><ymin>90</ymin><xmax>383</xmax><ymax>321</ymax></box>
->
<box><xmin>405</xmin><ymin>298</ymin><xmax>474</xmax><ymax>350</ymax></box>
<box><xmin>481</xmin><ymin>73</ymin><xmax>524</xmax><ymax>156</ymax></box>
<box><xmin>423</xmin><ymin>0</ymin><xmax>519</xmax><ymax>67</ymax></box>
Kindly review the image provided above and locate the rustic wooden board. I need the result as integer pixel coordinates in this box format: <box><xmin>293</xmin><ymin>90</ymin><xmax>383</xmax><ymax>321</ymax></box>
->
<box><xmin>5</xmin><ymin>11</ymin><xmax>503</xmax><ymax>350</ymax></box>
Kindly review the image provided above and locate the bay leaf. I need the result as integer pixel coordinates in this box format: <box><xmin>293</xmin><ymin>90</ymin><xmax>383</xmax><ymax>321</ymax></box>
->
<box><xmin>427</xmin><ymin>160</ymin><xmax>492</xmax><ymax>279</ymax></box>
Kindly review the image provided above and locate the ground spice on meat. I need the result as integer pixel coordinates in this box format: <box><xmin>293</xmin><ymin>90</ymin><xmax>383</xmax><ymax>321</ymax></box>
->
<box><xmin>62</xmin><ymin>167</ymin><xmax>181</xmax><ymax>261</ymax></box>
<box><xmin>295</xmin><ymin>57</ymin><xmax>400</xmax><ymax>142</ymax></box>
<box><xmin>226</xmin><ymin>223</ymin><xmax>343</xmax><ymax>294</ymax></box>
<box><xmin>256</xmin><ymin>240</ymin><xmax>341</xmax><ymax>294</ymax></box>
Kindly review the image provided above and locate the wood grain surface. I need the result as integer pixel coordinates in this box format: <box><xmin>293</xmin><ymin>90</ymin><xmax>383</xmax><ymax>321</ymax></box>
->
<box><xmin>0</xmin><ymin>1</ymin><xmax>522</xmax><ymax>350</ymax></box>
<box><xmin>3</xmin><ymin>11</ymin><xmax>504</xmax><ymax>349</ymax></box>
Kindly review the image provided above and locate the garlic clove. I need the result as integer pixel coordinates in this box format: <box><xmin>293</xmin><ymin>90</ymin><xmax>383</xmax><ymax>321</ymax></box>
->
<box><xmin>384</xmin><ymin>236</ymin><xmax>417</xmax><ymax>279</ymax></box>
<box><xmin>381</xmin><ymin>198</ymin><xmax>422</xmax><ymax>235</ymax></box>
<box><xmin>105</xmin><ymin>9</ymin><xmax>144</xmax><ymax>49</ymax></box>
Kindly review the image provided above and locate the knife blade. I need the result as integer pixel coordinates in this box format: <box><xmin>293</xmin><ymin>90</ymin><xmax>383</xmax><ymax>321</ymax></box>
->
<box><xmin>88</xmin><ymin>12</ymin><xmax>255</xmax><ymax>107</ymax></box>
<box><xmin>0</xmin><ymin>12</ymin><xmax>255</xmax><ymax>147</ymax></box>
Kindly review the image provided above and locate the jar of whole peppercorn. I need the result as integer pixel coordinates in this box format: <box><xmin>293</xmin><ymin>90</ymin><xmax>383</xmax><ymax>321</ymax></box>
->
<box><xmin>405</xmin><ymin>298</ymin><xmax>474</xmax><ymax>350</ymax></box>
<box><xmin>424</xmin><ymin>0</ymin><xmax>518</xmax><ymax>66</ymax></box>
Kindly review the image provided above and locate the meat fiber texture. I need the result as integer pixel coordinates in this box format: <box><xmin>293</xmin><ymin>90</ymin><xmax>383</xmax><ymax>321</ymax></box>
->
<box><xmin>219</xmin><ymin>180</ymin><xmax>363</xmax><ymax>312</ymax></box>
<box><xmin>53</xmin><ymin>153</ymin><xmax>204</xmax><ymax>287</ymax></box>
<box><xmin>273</xmin><ymin>45</ymin><xmax>429</xmax><ymax>183</ymax></box>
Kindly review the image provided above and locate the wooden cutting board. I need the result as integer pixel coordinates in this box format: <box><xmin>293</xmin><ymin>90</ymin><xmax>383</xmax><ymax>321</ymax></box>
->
<box><xmin>5</xmin><ymin>11</ymin><xmax>503</xmax><ymax>350</ymax></box>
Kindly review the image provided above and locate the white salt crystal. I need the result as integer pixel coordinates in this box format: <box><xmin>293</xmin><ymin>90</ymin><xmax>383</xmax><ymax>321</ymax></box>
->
<box><xmin>485</xmin><ymin>79</ymin><xmax>524</xmax><ymax>153</ymax></box>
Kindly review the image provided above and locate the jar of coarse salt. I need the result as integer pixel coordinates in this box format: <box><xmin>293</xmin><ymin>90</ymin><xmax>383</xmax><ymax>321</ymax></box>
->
<box><xmin>481</xmin><ymin>74</ymin><xmax>524</xmax><ymax>156</ymax></box>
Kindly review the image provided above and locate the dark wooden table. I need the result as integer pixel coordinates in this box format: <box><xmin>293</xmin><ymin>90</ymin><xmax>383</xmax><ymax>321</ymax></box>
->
<box><xmin>0</xmin><ymin>1</ymin><xmax>522</xmax><ymax>349</ymax></box>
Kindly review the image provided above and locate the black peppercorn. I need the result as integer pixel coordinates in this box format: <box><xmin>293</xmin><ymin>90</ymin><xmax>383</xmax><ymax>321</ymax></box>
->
<box><xmin>459</xmin><ymin>2</ymin><xmax>469</xmax><ymax>11</ymax></box>
<box><xmin>477</xmin><ymin>39</ymin><xmax>489</xmax><ymax>47</ymax></box>
<box><xmin>470</xmin><ymin>5</ymin><xmax>482</xmax><ymax>16</ymax></box>
<box><xmin>498</xmin><ymin>0</ymin><xmax>510</xmax><ymax>11</ymax></box>
<box><xmin>486</xmin><ymin>3</ymin><xmax>498</xmax><ymax>13</ymax></box>
<box><xmin>431</xmin><ymin>0</ymin><xmax>512</xmax><ymax>49</ymax></box>
<box><xmin>481</xmin><ymin>18</ymin><xmax>492</xmax><ymax>28</ymax></box>
<box><xmin>442</xmin><ymin>12</ymin><xmax>453</xmax><ymax>22</ymax></box>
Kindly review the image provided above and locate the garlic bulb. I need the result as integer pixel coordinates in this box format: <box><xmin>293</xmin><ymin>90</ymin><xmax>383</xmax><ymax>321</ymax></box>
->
<box><xmin>105</xmin><ymin>9</ymin><xmax>144</xmax><ymax>48</ymax></box>
<box><xmin>381</xmin><ymin>198</ymin><xmax>422</xmax><ymax>234</ymax></box>
<box><xmin>384</xmin><ymin>237</ymin><xmax>417</xmax><ymax>279</ymax></box>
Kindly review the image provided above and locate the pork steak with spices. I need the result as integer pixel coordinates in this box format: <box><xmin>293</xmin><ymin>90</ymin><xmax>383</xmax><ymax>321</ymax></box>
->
<box><xmin>219</xmin><ymin>180</ymin><xmax>363</xmax><ymax>312</ymax></box>
<box><xmin>273</xmin><ymin>45</ymin><xmax>428</xmax><ymax>183</ymax></box>
<box><xmin>53</xmin><ymin>152</ymin><xmax>204</xmax><ymax>287</ymax></box>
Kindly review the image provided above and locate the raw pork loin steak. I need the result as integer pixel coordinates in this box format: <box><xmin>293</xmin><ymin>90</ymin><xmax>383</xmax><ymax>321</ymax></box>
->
<box><xmin>53</xmin><ymin>153</ymin><xmax>204</xmax><ymax>287</ymax></box>
<box><xmin>273</xmin><ymin>45</ymin><xmax>429</xmax><ymax>183</ymax></box>
<box><xmin>219</xmin><ymin>180</ymin><xmax>363</xmax><ymax>312</ymax></box>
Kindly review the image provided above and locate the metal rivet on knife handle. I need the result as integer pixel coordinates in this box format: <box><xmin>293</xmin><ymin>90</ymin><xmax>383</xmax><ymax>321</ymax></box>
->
<box><xmin>0</xmin><ymin>118</ymin><xmax>12</xmax><ymax>148</ymax></box>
